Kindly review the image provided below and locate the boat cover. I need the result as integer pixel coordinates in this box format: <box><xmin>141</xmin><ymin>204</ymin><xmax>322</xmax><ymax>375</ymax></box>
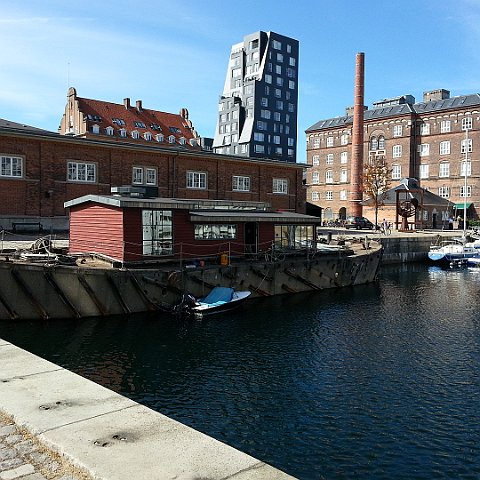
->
<box><xmin>199</xmin><ymin>287</ymin><xmax>234</xmax><ymax>305</ymax></box>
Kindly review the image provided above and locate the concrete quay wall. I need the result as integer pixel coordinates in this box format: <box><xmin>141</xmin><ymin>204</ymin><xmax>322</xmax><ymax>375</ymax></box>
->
<box><xmin>0</xmin><ymin>338</ymin><xmax>295</xmax><ymax>480</ymax></box>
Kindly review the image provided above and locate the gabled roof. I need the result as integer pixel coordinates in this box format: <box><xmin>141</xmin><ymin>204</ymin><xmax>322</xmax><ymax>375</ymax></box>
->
<box><xmin>62</xmin><ymin>87</ymin><xmax>201</xmax><ymax>149</ymax></box>
<box><xmin>306</xmin><ymin>93</ymin><xmax>480</xmax><ymax>133</ymax></box>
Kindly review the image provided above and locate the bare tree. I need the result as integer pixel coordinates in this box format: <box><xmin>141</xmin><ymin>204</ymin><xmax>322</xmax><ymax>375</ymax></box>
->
<box><xmin>362</xmin><ymin>154</ymin><xmax>391</xmax><ymax>229</ymax></box>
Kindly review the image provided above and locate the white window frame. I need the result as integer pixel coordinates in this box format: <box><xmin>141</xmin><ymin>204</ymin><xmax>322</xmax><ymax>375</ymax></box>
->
<box><xmin>440</xmin><ymin>120</ymin><xmax>451</xmax><ymax>133</ymax></box>
<box><xmin>312</xmin><ymin>155</ymin><xmax>319</xmax><ymax>166</ymax></box>
<box><xmin>340</xmin><ymin>190</ymin><xmax>347</xmax><ymax>200</ymax></box>
<box><xmin>340</xmin><ymin>134</ymin><xmax>348</xmax><ymax>145</ymax></box>
<box><xmin>340</xmin><ymin>168</ymin><xmax>348</xmax><ymax>183</ymax></box>
<box><xmin>1</xmin><ymin>155</ymin><xmax>23</xmax><ymax>178</ymax></box>
<box><xmin>392</xmin><ymin>145</ymin><xmax>402</xmax><ymax>158</ymax></box>
<box><xmin>187</xmin><ymin>171</ymin><xmax>207</xmax><ymax>189</ymax></box>
<box><xmin>106</xmin><ymin>126</ymin><xmax>114</xmax><ymax>136</ymax></box>
<box><xmin>155</xmin><ymin>133</ymin><xmax>164</xmax><ymax>142</ymax></box>
<box><xmin>326</xmin><ymin>154</ymin><xmax>334</xmax><ymax>165</ymax></box>
<box><xmin>132</xmin><ymin>166</ymin><xmax>144</xmax><ymax>185</ymax></box>
<box><xmin>462</xmin><ymin>117</ymin><xmax>473</xmax><ymax>130</ymax></box>
<box><xmin>460</xmin><ymin>185</ymin><xmax>472</xmax><ymax>197</ymax></box>
<box><xmin>419</xmin><ymin>144</ymin><xmax>430</xmax><ymax>157</ymax></box>
<box><xmin>461</xmin><ymin>139</ymin><xmax>473</xmax><ymax>154</ymax></box>
<box><xmin>311</xmin><ymin>191</ymin><xmax>319</xmax><ymax>201</ymax></box>
<box><xmin>312</xmin><ymin>172</ymin><xmax>319</xmax><ymax>184</ymax></box>
<box><xmin>146</xmin><ymin>168</ymin><xmax>157</xmax><ymax>185</ymax></box>
<box><xmin>439</xmin><ymin>162</ymin><xmax>450</xmax><ymax>178</ymax></box>
<box><xmin>393</xmin><ymin>125</ymin><xmax>403</xmax><ymax>137</ymax></box>
<box><xmin>325</xmin><ymin>170</ymin><xmax>333</xmax><ymax>183</ymax></box>
<box><xmin>67</xmin><ymin>161</ymin><xmax>96</xmax><ymax>183</ymax></box>
<box><xmin>392</xmin><ymin>164</ymin><xmax>401</xmax><ymax>180</ymax></box>
<box><xmin>326</xmin><ymin>137</ymin><xmax>334</xmax><ymax>147</ymax></box>
<box><xmin>232</xmin><ymin>175</ymin><xmax>251</xmax><ymax>192</ymax></box>
<box><xmin>325</xmin><ymin>191</ymin><xmax>333</xmax><ymax>201</ymax></box>
<box><xmin>438</xmin><ymin>186</ymin><xmax>450</xmax><ymax>198</ymax></box>
<box><xmin>461</xmin><ymin>161</ymin><xmax>472</xmax><ymax>177</ymax></box>
<box><xmin>340</xmin><ymin>151</ymin><xmax>348</xmax><ymax>164</ymax></box>
<box><xmin>272</xmin><ymin>178</ymin><xmax>288</xmax><ymax>194</ymax></box>
<box><xmin>419</xmin><ymin>164</ymin><xmax>429</xmax><ymax>179</ymax></box>
<box><xmin>420</xmin><ymin>123</ymin><xmax>430</xmax><ymax>135</ymax></box>
<box><xmin>439</xmin><ymin>141</ymin><xmax>450</xmax><ymax>155</ymax></box>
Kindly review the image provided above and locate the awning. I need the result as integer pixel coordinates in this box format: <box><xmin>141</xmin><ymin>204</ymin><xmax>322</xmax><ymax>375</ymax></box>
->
<box><xmin>454</xmin><ymin>202</ymin><xmax>472</xmax><ymax>209</ymax></box>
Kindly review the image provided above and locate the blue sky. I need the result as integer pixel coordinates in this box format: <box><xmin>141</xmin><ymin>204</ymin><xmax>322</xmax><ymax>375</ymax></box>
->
<box><xmin>1</xmin><ymin>0</ymin><xmax>480</xmax><ymax>162</ymax></box>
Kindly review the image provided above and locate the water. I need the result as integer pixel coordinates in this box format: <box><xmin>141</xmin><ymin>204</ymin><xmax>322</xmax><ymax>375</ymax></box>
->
<box><xmin>1</xmin><ymin>263</ymin><xmax>480</xmax><ymax>479</ymax></box>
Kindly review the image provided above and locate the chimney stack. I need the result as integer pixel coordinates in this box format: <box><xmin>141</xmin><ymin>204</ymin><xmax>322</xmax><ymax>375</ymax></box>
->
<box><xmin>350</xmin><ymin>52</ymin><xmax>365</xmax><ymax>217</ymax></box>
<box><xmin>123</xmin><ymin>98</ymin><xmax>130</xmax><ymax>109</ymax></box>
<box><xmin>136</xmin><ymin>100</ymin><xmax>143</xmax><ymax>112</ymax></box>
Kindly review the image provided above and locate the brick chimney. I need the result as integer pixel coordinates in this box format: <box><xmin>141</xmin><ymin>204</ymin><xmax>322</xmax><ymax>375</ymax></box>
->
<box><xmin>136</xmin><ymin>100</ymin><xmax>143</xmax><ymax>112</ymax></box>
<box><xmin>350</xmin><ymin>52</ymin><xmax>365</xmax><ymax>217</ymax></box>
<box><xmin>123</xmin><ymin>98</ymin><xmax>131</xmax><ymax>109</ymax></box>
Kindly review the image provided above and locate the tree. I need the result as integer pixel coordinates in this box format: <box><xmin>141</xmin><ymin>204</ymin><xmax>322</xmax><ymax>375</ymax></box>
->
<box><xmin>362</xmin><ymin>154</ymin><xmax>391</xmax><ymax>229</ymax></box>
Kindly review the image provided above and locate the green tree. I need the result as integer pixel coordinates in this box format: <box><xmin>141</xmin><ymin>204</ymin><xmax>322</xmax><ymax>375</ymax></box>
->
<box><xmin>362</xmin><ymin>154</ymin><xmax>391</xmax><ymax>229</ymax></box>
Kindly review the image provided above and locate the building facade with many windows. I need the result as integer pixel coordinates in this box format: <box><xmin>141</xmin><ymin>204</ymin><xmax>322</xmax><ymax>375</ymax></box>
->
<box><xmin>213</xmin><ymin>31</ymin><xmax>299</xmax><ymax>163</ymax></box>
<box><xmin>306</xmin><ymin>89</ymin><xmax>480</xmax><ymax>226</ymax></box>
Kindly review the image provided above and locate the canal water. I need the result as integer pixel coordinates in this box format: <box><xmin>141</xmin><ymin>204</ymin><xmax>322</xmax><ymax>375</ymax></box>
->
<box><xmin>1</xmin><ymin>263</ymin><xmax>479</xmax><ymax>479</ymax></box>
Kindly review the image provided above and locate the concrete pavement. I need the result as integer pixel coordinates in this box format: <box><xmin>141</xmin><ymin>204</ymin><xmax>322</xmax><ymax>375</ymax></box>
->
<box><xmin>0</xmin><ymin>339</ymin><xmax>295</xmax><ymax>480</ymax></box>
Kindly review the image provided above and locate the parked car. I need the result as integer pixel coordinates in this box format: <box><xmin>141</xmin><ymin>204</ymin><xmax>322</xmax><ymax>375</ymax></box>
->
<box><xmin>345</xmin><ymin>216</ymin><xmax>374</xmax><ymax>230</ymax></box>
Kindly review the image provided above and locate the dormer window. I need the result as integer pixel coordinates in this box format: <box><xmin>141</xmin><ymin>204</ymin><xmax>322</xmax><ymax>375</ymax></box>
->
<box><xmin>189</xmin><ymin>138</ymin><xmax>198</xmax><ymax>147</ymax></box>
<box><xmin>134</xmin><ymin>121</ymin><xmax>146</xmax><ymax>128</ymax></box>
<box><xmin>87</xmin><ymin>114</ymin><xmax>102</xmax><ymax>122</ymax></box>
<box><xmin>119</xmin><ymin>128</ymin><xmax>127</xmax><ymax>138</ymax></box>
<box><xmin>112</xmin><ymin>118</ymin><xmax>125</xmax><ymax>126</ymax></box>
<box><xmin>155</xmin><ymin>133</ymin><xmax>164</xmax><ymax>143</ymax></box>
<box><xmin>106</xmin><ymin>126</ymin><xmax>114</xmax><ymax>136</ymax></box>
<box><xmin>150</xmin><ymin>123</ymin><xmax>162</xmax><ymax>131</ymax></box>
<box><xmin>131</xmin><ymin>130</ymin><xmax>140</xmax><ymax>139</ymax></box>
<box><xmin>169</xmin><ymin>126</ymin><xmax>181</xmax><ymax>134</ymax></box>
<box><xmin>143</xmin><ymin>132</ymin><xmax>152</xmax><ymax>141</ymax></box>
<box><xmin>168</xmin><ymin>135</ymin><xmax>176</xmax><ymax>144</ymax></box>
<box><xmin>91</xmin><ymin>124</ymin><xmax>100</xmax><ymax>134</ymax></box>
<box><xmin>179</xmin><ymin>137</ymin><xmax>186</xmax><ymax>145</ymax></box>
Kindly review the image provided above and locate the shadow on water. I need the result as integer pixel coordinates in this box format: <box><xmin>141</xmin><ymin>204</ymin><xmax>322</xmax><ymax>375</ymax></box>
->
<box><xmin>1</xmin><ymin>263</ymin><xmax>480</xmax><ymax>479</ymax></box>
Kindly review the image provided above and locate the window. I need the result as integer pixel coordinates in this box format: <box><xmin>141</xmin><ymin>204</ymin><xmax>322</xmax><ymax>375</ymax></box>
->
<box><xmin>393</xmin><ymin>125</ymin><xmax>403</xmax><ymax>137</ymax></box>
<box><xmin>146</xmin><ymin>168</ymin><xmax>157</xmax><ymax>185</ymax></box>
<box><xmin>132</xmin><ymin>167</ymin><xmax>143</xmax><ymax>184</ymax></box>
<box><xmin>168</xmin><ymin>135</ymin><xmax>176</xmax><ymax>144</ymax></box>
<box><xmin>378</xmin><ymin>135</ymin><xmax>385</xmax><ymax>150</ymax></box>
<box><xmin>272</xmin><ymin>135</ymin><xmax>280</xmax><ymax>145</ymax></box>
<box><xmin>274</xmin><ymin>112</ymin><xmax>281</xmax><ymax>121</ymax></box>
<box><xmin>195</xmin><ymin>224</ymin><xmax>237</xmax><ymax>240</ymax></box>
<box><xmin>288</xmin><ymin>80</ymin><xmax>295</xmax><ymax>89</ymax></box>
<box><xmin>273</xmin><ymin>178</ymin><xmax>288</xmax><ymax>194</ymax></box>
<box><xmin>340</xmin><ymin>169</ymin><xmax>348</xmax><ymax>182</ymax></box>
<box><xmin>232</xmin><ymin>175</ymin><xmax>251</xmax><ymax>192</ymax></box>
<box><xmin>461</xmin><ymin>161</ymin><xmax>472</xmax><ymax>177</ymax></box>
<box><xmin>106</xmin><ymin>126</ymin><xmax>114</xmax><ymax>136</ymax></box>
<box><xmin>439</xmin><ymin>141</ymin><xmax>450</xmax><ymax>155</ymax></box>
<box><xmin>312</xmin><ymin>137</ymin><xmax>320</xmax><ymax>148</ymax></box>
<box><xmin>277</xmin><ymin>53</ymin><xmax>283</xmax><ymax>62</ymax></box>
<box><xmin>92</xmin><ymin>124</ymin><xmax>100</xmax><ymax>134</ymax></box>
<box><xmin>155</xmin><ymin>133</ymin><xmax>164</xmax><ymax>142</ymax></box>
<box><xmin>254</xmin><ymin>144</ymin><xmax>265</xmax><ymax>153</ymax></box>
<box><xmin>261</xmin><ymin>97</ymin><xmax>268</xmax><ymax>107</ymax></box>
<box><xmin>275</xmin><ymin>88</ymin><xmax>282</xmax><ymax>98</ymax></box>
<box><xmin>312</xmin><ymin>155</ymin><xmax>320</xmax><ymax>165</ymax></box>
<box><xmin>325</xmin><ymin>170</ymin><xmax>333</xmax><ymax>183</ymax></box>
<box><xmin>287</xmin><ymin>68</ymin><xmax>295</xmax><ymax>78</ymax></box>
<box><xmin>112</xmin><ymin>118</ymin><xmax>125</xmax><ymax>126</ymax></box>
<box><xmin>288</xmin><ymin>103</ymin><xmax>295</xmax><ymax>112</ymax></box>
<box><xmin>420</xmin><ymin>123</ymin><xmax>430</xmax><ymax>135</ymax></box>
<box><xmin>187</xmin><ymin>171</ymin><xmax>207</xmax><ymax>189</ymax></box>
<box><xmin>276</xmin><ymin>77</ymin><xmax>284</xmax><ymax>87</ymax></box>
<box><xmin>287</xmin><ymin>149</ymin><xmax>294</xmax><ymax>157</ymax></box>
<box><xmin>419</xmin><ymin>144</ymin><xmax>430</xmax><ymax>156</ymax></box>
<box><xmin>340</xmin><ymin>190</ymin><xmax>347</xmax><ymax>200</ymax></box>
<box><xmin>312</xmin><ymin>191</ymin><xmax>319</xmax><ymax>201</ymax></box>
<box><xmin>289</xmin><ymin>56</ymin><xmax>295</xmax><ymax>66</ymax></box>
<box><xmin>276</xmin><ymin>100</ymin><xmax>284</xmax><ymax>110</ymax></box>
<box><xmin>439</xmin><ymin>162</ymin><xmax>450</xmax><ymax>178</ymax></box>
<box><xmin>325</xmin><ymin>191</ymin><xmax>333</xmax><ymax>200</ymax></box>
<box><xmin>143</xmin><ymin>132</ymin><xmax>152</xmax><ymax>141</ymax></box>
<box><xmin>326</xmin><ymin>154</ymin><xmax>334</xmax><ymax>164</ymax></box>
<box><xmin>461</xmin><ymin>139</ymin><xmax>473</xmax><ymax>153</ymax></box>
<box><xmin>179</xmin><ymin>137</ymin><xmax>186</xmax><ymax>145</ymax></box>
<box><xmin>275</xmin><ymin>65</ymin><xmax>282</xmax><ymax>75</ymax></box>
<box><xmin>257</xmin><ymin>121</ymin><xmax>267</xmax><ymax>131</ymax></box>
<box><xmin>131</xmin><ymin>130</ymin><xmax>140</xmax><ymax>139</ymax></box>
<box><xmin>261</xmin><ymin>109</ymin><xmax>271</xmax><ymax>119</ymax></box>
<box><xmin>341</xmin><ymin>151</ymin><xmax>348</xmax><ymax>164</ymax></box>
<box><xmin>340</xmin><ymin>134</ymin><xmax>348</xmax><ymax>145</ymax></box>
<box><xmin>272</xmin><ymin>40</ymin><xmax>282</xmax><ymax>50</ymax></box>
<box><xmin>462</xmin><ymin>117</ymin><xmax>473</xmax><ymax>130</ymax></box>
<box><xmin>440</xmin><ymin>120</ymin><xmax>451</xmax><ymax>133</ymax></box>
<box><xmin>265</xmin><ymin>74</ymin><xmax>272</xmax><ymax>84</ymax></box>
<box><xmin>312</xmin><ymin>172</ymin><xmax>319</xmax><ymax>184</ymax></box>
<box><xmin>419</xmin><ymin>164</ymin><xmax>429</xmax><ymax>179</ymax></box>
<box><xmin>326</xmin><ymin>137</ymin><xmax>334</xmax><ymax>147</ymax></box>
<box><xmin>119</xmin><ymin>128</ymin><xmax>127</xmax><ymax>137</ymax></box>
<box><xmin>142</xmin><ymin>210</ymin><xmax>173</xmax><ymax>256</ymax></box>
<box><xmin>392</xmin><ymin>164</ymin><xmax>401</xmax><ymax>180</ymax></box>
<box><xmin>370</xmin><ymin>136</ymin><xmax>378</xmax><ymax>151</ymax></box>
<box><xmin>287</xmin><ymin>138</ymin><xmax>294</xmax><ymax>147</ymax></box>
<box><xmin>67</xmin><ymin>161</ymin><xmax>96</xmax><ymax>183</ymax></box>
<box><xmin>254</xmin><ymin>132</ymin><xmax>264</xmax><ymax>141</ymax></box>
<box><xmin>438</xmin><ymin>186</ymin><xmax>450</xmax><ymax>198</ymax></box>
<box><xmin>169</xmin><ymin>126</ymin><xmax>181</xmax><ymax>134</ymax></box>
<box><xmin>460</xmin><ymin>185</ymin><xmax>472</xmax><ymax>197</ymax></box>
<box><xmin>392</xmin><ymin>145</ymin><xmax>402</xmax><ymax>158</ymax></box>
<box><xmin>134</xmin><ymin>121</ymin><xmax>146</xmax><ymax>128</ymax></box>
<box><xmin>1</xmin><ymin>156</ymin><xmax>23</xmax><ymax>178</ymax></box>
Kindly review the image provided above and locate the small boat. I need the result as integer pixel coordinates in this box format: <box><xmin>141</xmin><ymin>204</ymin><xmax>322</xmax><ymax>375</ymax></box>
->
<box><xmin>428</xmin><ymin>237</ymin><xmax>479</xmax><ymax>264</ymax></box>
<box><xmin>173</xmin><ymin>286</ymin><xmax>251</xmax><ymax>319</ymax></box>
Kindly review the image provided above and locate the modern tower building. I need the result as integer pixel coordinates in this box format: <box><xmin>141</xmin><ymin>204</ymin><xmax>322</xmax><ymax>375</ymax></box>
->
<box><xmin>213</xmin><ymin>31</ymin><xmax>299</xmax><ymax>163</ymax></box>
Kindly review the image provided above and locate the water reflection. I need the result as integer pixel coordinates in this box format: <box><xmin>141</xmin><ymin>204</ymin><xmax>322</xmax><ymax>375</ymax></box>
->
<box><xmin>1</xmin><ymin>264</ymin><xmax>480</xmax><ymax>479</ymax></box>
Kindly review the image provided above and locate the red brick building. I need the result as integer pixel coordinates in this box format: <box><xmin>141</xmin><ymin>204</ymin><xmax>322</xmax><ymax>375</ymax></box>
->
<box><xmin>306</xmin><ymin>89</ymin><xmax>480</xmax><ymax>228</ymax></box>
<box><xmin>0</xmin><ymin>117</ymin><xmax>305</xmax><ymax>231</ymax></box>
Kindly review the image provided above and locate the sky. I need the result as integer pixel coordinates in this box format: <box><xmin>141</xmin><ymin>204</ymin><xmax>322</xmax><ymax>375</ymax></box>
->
<box><xmin>1</xmin><ymin>0</ymin><xmax>480</xmax><ymax>163</ymax></box>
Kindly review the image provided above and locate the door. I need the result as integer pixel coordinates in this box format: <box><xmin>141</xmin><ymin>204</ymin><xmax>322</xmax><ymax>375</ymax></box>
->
<box><xmin>244</xmin><ymin>222</ymin><xmax>258</xmax><ymax>254</ymax></box>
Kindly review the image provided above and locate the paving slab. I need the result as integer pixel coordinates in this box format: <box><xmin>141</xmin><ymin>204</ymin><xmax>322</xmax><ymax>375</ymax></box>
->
<box><xmin>0</xmin><ymin>340</ymin><xmax>296</xmax><ymax>479</ymax></box>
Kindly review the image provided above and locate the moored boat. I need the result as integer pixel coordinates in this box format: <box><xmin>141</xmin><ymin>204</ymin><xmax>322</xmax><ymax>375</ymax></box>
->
<box><xmin>428</xmin><ymin>237</ymin><xmax>479</xmax><ymax>264</ymax></box>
